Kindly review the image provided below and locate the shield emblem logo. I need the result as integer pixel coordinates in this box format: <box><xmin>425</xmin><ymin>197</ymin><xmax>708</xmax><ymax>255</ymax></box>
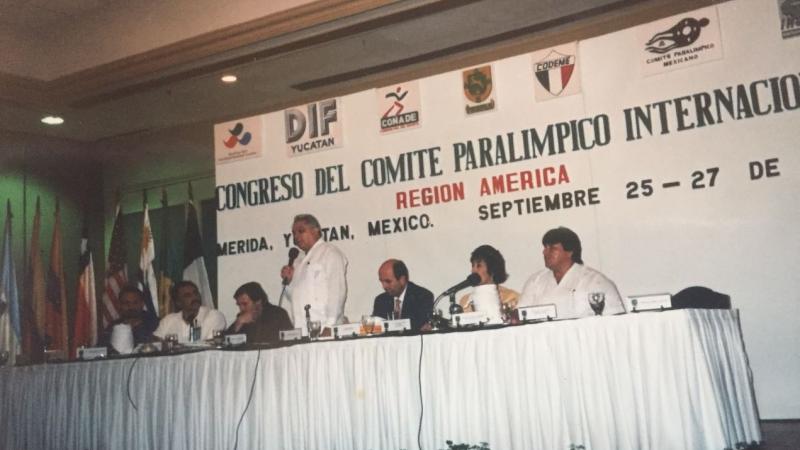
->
<box><xmin>534</xmin><ymin>50</ymin><xmax>575</xmax><ymax>96</ymax></box>
<box><xmin>463</xmin><ymin>66</ymin><xmax>493</xmax><ymax>103</ymax></box>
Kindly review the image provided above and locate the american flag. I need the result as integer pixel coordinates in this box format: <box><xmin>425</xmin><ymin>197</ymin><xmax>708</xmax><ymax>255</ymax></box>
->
<box><xmin>101</xmin><ymin>204</ymin><xmax>127</xmax><ymax>328</ymax></box>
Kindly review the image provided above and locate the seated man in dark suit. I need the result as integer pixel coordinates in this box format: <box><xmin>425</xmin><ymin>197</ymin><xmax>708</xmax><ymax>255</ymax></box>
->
<box><xmin>98</xmin><ymin>284</ymin><xmax>158</xmax><ymax>348</ymax></box>
<box><xmin>372</xmin><ymin>259</ymin><xmax>433</xmax><ymax>331</ymax></box>
<box><xmin>226</xmin><ymin>281</ymin><xmax>293</xmax><ymax>344</ymax></box>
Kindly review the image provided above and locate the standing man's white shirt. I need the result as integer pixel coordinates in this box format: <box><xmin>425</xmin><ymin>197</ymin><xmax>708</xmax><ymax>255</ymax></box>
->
<box><xmin>518</xmin><ymin>263</ymin><xmax>625</xmax><ymax>318</ymax></box>
<box><xmin>288</xmin><ymin>239</ymin><xmax>348</xmax><ymax>329</ymax></box>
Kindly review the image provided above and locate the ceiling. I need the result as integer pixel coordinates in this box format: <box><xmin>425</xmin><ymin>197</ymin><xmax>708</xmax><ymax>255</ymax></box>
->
<box><xmin>0</xmin><ymin>0</ymin><xmax>714</xmax><ymax>143</ymax></box>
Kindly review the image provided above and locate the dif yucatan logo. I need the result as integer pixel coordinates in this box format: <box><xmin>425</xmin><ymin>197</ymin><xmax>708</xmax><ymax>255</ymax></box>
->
<box><xmin>222</xmin><ymin>122</ymin><xmax>252</xmax><ymax>149</ymax></box>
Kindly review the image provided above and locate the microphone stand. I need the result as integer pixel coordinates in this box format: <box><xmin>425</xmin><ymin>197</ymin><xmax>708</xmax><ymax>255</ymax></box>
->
<box><xmin>431</xmin><ymin>294</ymin><xmax>447</xmax><ymax>330</ymax></box>
<box><xmin>430</xmin><ymin>293</ymin><xmax>464</xmax><ymax>330</ymax></box>
<box><xmin>448</xmin><ymin>292</ymin><xmax>463</xmax><ymax>316</ymax></box>
<box><xmin>304</xmin><ymin>304</ymin><xmax>311</xmax><ymax>339</ymax></box>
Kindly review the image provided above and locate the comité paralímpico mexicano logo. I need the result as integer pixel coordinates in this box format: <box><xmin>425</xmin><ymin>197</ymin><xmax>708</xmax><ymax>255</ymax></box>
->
<box><xmin>645</xmin><ymin>17</ymin><xmax>709</xmax><ymax>54</ymax></box>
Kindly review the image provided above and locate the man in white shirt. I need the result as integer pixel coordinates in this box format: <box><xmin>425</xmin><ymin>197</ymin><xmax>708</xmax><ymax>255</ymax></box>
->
<box><xmin>518</xmin><ymin>227</ymin><xmax>625</xmax><ymax>318</ymax></box>
<box><xmin>280</xmin><ymin>214</ymin><xmax>348</xmax><ymax>336</ymax></box>
<box><xmin>153</xmin><ymin>280</ymin><xmax>226</xmax><ymax>342</ymax></box>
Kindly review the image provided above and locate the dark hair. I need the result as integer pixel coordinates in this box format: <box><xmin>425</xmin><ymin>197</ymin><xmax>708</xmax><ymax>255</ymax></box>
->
<box><xmin>470</xmin><ymin>245</ymin><xmax>509</xmax><ymax>284</ymax></box>
<box><xmin>119</xmin><ymin>284</ymin><xmax>145</xmax><ymax>300</ymax></box>
<box><xmin>170</xmin><ymin>280</ymin><xmax>199</xmax><ymax>301</ymax></box>
<box><xmin>391</xmin><ymin>259</ymin><xmax>409</xmax><ymax>280</ymax></box>
<box><xmin>542</xmin><ymin>227</ymin><xmax>583</xmax><ymax>264</ymax></box>
<box><xmin>234</xmin><ymin>281</ymin><xmax>268</xmax><ymax>303</ymax></box>
<box><xmin>293</xmin><ymin>214</ymin><xmax>321</xmax><ymax>230</ymax></box>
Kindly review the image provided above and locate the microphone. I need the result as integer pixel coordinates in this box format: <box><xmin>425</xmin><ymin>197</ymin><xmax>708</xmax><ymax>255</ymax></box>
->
<box><xmin>441</xmin><ymin>273</ymin><xmax>481</xmax><ymax>296</ymax></box>
<box><xmin>283</xmin><ymin>247</ymin><xmax>300</xmax><ymax>285</ymax></box>
<box><xmin>304</xmin><ymin>304</ymin><xmax>311</xmax><ymax>320</ymax></box>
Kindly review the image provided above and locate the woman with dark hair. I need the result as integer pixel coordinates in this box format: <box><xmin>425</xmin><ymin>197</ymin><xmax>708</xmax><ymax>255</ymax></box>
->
<box><xmin>459</xmin><ymin>245</ymin><xmax>519</xmax><ymax>323</ymax></box>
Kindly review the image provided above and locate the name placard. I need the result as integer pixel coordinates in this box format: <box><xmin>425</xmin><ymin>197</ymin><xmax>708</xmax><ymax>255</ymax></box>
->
<box><xmin>450</xmin><ymin>311</ymin><xmax>489</xmax><ymax>327</ymax></box>
<box><xmin>279</xmin><ymin>328</ymin><xmax>303</xmax><ymax>341</ymax></box>
<box><xmin>517</xmin><ymin>304</ymin><xmax>557</xmax><ymax>321</ymax></box>
<box><xmin>78</xmin><ymin>346</ymin><xmax>107</xmax><ymax>360</ymax></box>
<box><xmin>225</xmin><ymin>334</ymin><xmax>247</xmax><ymax>346</ymax></box>
<box><xmin>383</xmin><ymin>318</ymin><xmax>412</xmax><ymax>332</ymax></box>
<box><xmin>627</xmin><ymin>293</ymin><xmax>672</xmax><ymax>312</ymax></box>
<box><xmin>334</xmin><ymin>323</ymin><xmax>362</xmax><ymax>339</ymax></box>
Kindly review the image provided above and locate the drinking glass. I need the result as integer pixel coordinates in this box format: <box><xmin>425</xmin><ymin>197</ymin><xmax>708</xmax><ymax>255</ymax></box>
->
<box><xmin>589</xmin><ymin>292</ymin><xmax>606</xmax><ymax>316</ymax></box>
<box><xmin>189</xmin><ymin>325</ymin><xmax>202</xmax><ymax>343</ymax></box>
<box><xmin>212</xmin><ymin>329</ymin><xmax>225</xmax><ymax>347</ymax></box>
<box><xmin>361</xmin><ymin>315</ymin><xmax>375</xmax><ymax>335</ymax></box>
<box><xmin>309</xmin><ymin>321</ymin><xmax>322</xmax><ymax>340</ymax></box>
<box><xmin>165</xmin><ymin>333</ymin><xmax>178</xmax><ymax>352</ymax></box>
<box><xmin>431</xmin><ymin>309</ymin><xmax>443</xmax><ymax>331</ymax></box>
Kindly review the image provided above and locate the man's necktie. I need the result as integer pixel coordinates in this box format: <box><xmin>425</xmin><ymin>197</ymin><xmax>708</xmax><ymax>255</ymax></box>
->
<box><xmin>393</xmin><ymin>297</ymin><xmax>401</xmax><ymax>319</ymax></box>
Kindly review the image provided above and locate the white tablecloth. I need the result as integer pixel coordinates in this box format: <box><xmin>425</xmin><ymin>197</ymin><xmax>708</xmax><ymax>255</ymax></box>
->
<box><xmin>0</xmin><ymin>309</ymin><xmax>761</xmax><ymax>450</ymax></box>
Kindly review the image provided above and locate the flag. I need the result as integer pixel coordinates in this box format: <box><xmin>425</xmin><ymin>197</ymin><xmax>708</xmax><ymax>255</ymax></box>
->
<box><xmin>21</xmin><ymin>197</ymin><xmax>45</xmax><ymax>363</ymax></box>
<box><xmin>45</xmin><ymin>200</ymin><xmax>69</xmax><ymax>356</ymax></box>
<box><xmin>182</xmin><ymin>187</ymin><xmax>214</xmax><ymax>308</ymax></box>
<box><xmin>0</xmin><ymin>200</ymin><xmax>21</xmax><ymax>366</ymax></box>
<box><xmin>71</xmin><ymin>225</ymin><xmax>97</xmax><ymax>358</ymax></box>
<box><xmin>102</xmin><ymin>203</ymin><xmax>127</xmax><ymax>328</ymax></box>
<box><xmin>139</xmin><ymin>202</ymin><xmax>159</xmax><ymax>319</ymax></box>
<box><xmin>157</xmin><ymin>189</ymin><xmax>179</xmax><ymax>317</ymax></box>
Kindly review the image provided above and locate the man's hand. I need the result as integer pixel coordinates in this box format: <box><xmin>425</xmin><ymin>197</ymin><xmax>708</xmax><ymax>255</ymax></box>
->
<box><xmin>232</xmin><ymin>311</ymin><xmax>257</xmax><ymax>332</ymax></box>
<box><xmin>280</xmin><ymin>265</ymin><xmax>294</xmax><ymax>284</ymax></box>
<box><xmin>321</xmin><ymin>327</ymin><xmax>333</xmax><ymax>338</ymax></box>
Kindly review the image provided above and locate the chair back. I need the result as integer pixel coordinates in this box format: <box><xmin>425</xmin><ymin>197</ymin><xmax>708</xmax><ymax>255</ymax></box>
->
<box><xmin>672</xmin><ymin>286</ymin><xmax>731</xmax><ymax>309</ymax></box>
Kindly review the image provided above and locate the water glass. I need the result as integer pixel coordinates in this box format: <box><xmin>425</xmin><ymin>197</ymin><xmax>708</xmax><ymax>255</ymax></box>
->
<box><xmin>212</xmin><ymin>329</ymin><xmax>225</xmax><ymax>347</ymax></box>
<box><xmin>165</xmin><ymin>333</ymin><xmax>178</xmax><ymax>352</ymax></box>
<box><xmin>309</xmin><ymin>321</ymin><xmax>322</xmax><ymax>340</ymax></box>
<box><xmin>361</xmin><ymin>315</ymin><xmax>375</xmax><ymax>335</ymax></box>
<box><xmin>189</xmin><ymin>325</ymin><xmax>202</xmax><ymax>342</ymax></box>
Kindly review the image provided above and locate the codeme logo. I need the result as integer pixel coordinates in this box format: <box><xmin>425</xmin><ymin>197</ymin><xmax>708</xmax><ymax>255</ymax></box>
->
<box><xmin>222</xmin><ymin>122</ymin><xmax>252</xmax><ymax>149</ymax></box>
<box><xmin>534</xmin><ymin>50</ymin><xmax>575</xmax><ymax>97</ymax></box>
<box><xmin>530</xmin><ymin>42</ymin><xmax>581</xmax><ymax>102</ymax></box>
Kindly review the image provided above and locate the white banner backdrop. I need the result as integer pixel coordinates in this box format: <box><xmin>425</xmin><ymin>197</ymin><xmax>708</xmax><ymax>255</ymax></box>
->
<box><xmin>216</xmin><ymin>0</ymin><xmax>800</xmax><ymax>418</ymax></box>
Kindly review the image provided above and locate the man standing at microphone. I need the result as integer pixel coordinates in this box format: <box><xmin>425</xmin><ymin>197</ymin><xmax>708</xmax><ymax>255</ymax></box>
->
<box><xmin>280</xmin><ymin>214</ymin><xmax>348</xmax><ymax>336</ymax></box>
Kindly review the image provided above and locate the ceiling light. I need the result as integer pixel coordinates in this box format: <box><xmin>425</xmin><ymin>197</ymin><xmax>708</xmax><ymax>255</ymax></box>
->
<box><xmin>41</xmin><ymin>115</ymin><xmax>64</xmax><ymax>125</ymax></box>
<box><xmin>221</xmin><ymin>74</ymin><xmax>238</xmax><ymax>83</ymax></box>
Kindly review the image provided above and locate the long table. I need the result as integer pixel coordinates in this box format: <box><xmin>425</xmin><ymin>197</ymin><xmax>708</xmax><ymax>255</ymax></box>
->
<box><xmin>0</xmin><ymin>309</ymin><xmax>761</xmax><ymax>450</ymax></box>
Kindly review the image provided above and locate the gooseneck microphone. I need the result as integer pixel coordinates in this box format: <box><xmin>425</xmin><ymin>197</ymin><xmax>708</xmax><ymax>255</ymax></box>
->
<box><xmin>440</xmin><ymin>273</ymin><xmax>482</xmax><ymax>297</ymax></box>
<box><xmin>431</xmin><ymin>273</ymin><xmax>482</xmax><ymax>325</ymax></box>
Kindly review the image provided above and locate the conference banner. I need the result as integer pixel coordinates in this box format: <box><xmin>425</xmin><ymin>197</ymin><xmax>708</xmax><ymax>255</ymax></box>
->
<box><xmin>215</xmin><ymin>0</ymin><xmax>800</xmax><ymax>418</ymax></box>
